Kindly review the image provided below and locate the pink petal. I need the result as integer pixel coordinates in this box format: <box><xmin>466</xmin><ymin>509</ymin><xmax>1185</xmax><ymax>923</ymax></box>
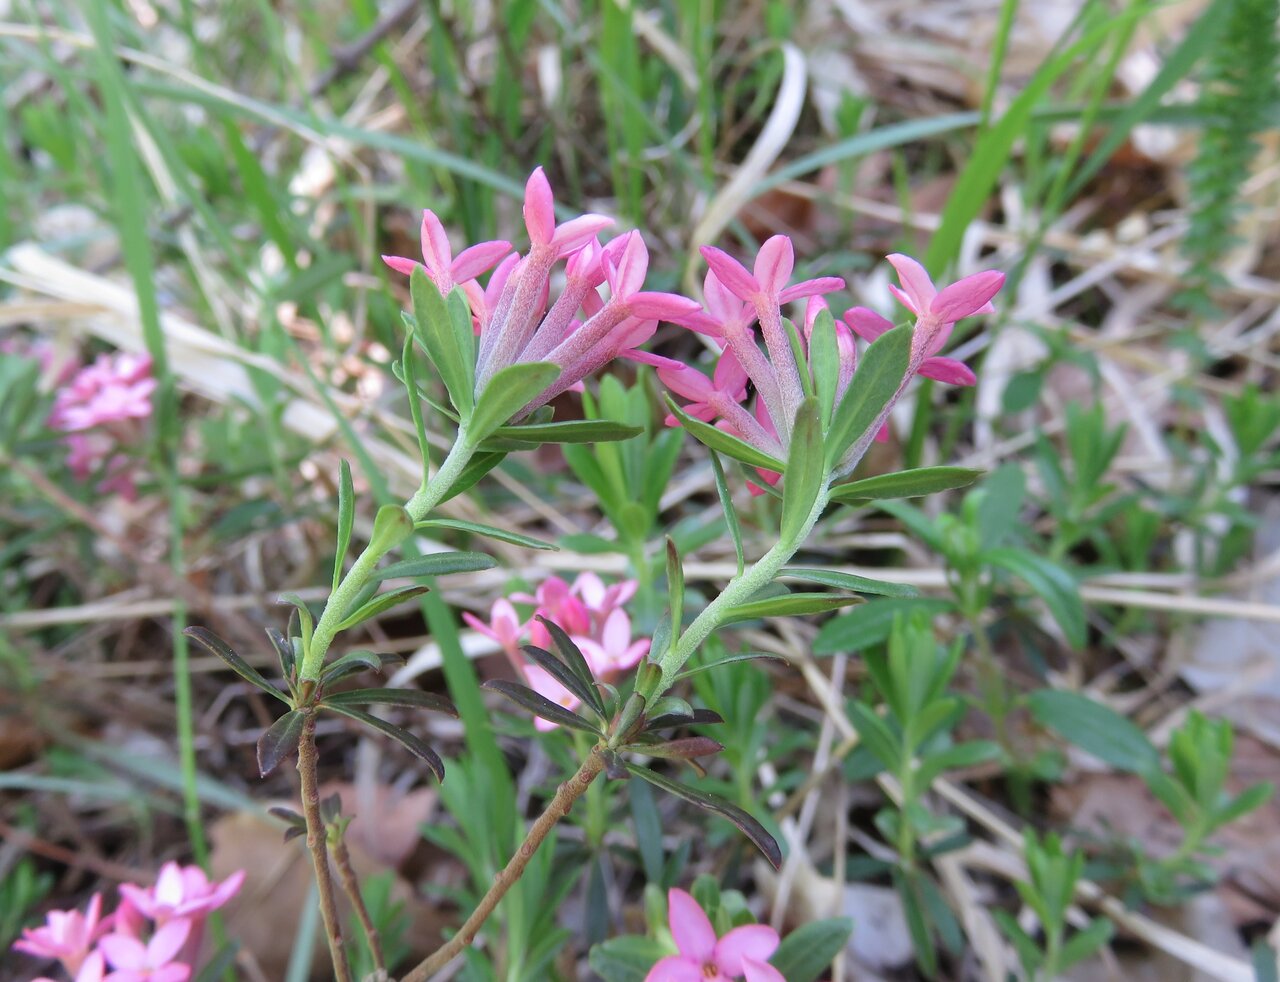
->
<box><xmin>147</xmin><ymin>918</ymin><xmax>192</xmax><ymax>966</ymax></box>
<box><xmin>700</xmin><ymin>247</ymin><xmax>759</xmax><ymax>300</ymax></box>
<box><xmin>887</xmin><ymin>282</ymin><xmax>919</xmax><ymax>316</ymax></box>
<box><xmin>930</xmin><ymin>269</ymin><xmax>1005</xmax><ymax>323</ymax></box>
<box><xmin>627</xmin><ymin>292</ymin><xmax>702</xmax><ymax>321</ymax></box>
<box><xmin>419</xmin><ymin>210</ymin><xmax>453</xmax><ymax>274</ymax></box>
<box><xmin>604</xmin><ymin>231</ymin><xmax>647</xmax><ymax>297</ymax></box>
<box><xmin>206</xmin><ymin>868</ymin><xmax>246</xmax><ymax>909</ymax></box>
<box><xmin>99</xmin><ymin>934</ymin><xmax>148</xmax><ymax>970</ymax></box>
<box><xmin>600</xmin><ymin>608</ymin><xmax>630</xmax><ymax>654</ymax></box>
<box><xmin>753</xmin><ymin>235</ymin><xmax>794</xmax><ymax>296</ymax></box>
<box><xmin>667</xmin><ymin>888</ymin><xmax>716</xmax><ymax>962</ymax></box>
<box><xmin>886</xmin><ymin>253</ymin><xmax>937</xmax><ymax>312</ymax></box>
<box><xmin>523</xmin><ymin>167</ymin><xmax>557</xmax><ymax>246</ymax></box>
<box><xmin>153</xmin><ymin>966</ymin><xmax>192</xmax><ymax>982</ymax></box>
<box><xmin>874</xmin><ymin>422</ymin><xmax>890</xmax><ymax>443</ymax></box>
<box><xmin>918</xmin><ymin>356</ymin><xmax>977</xmax><ymax>386</ymax></box>
<box><xmin>742</xmin><ymin>957</ymin><xmax>786</xmax><ymax>982</ymax></box>
<box><xmin>713</xmin><ymin>924</ymin><xmax>780</xmax><ymax>976</ymax></box>
<box><xmin>631</xmin><ymin>351</ymin><xmax>687</xmax><ymax>372</ymax></box>
<box><xmin>658</xmin><ymin>364</ymin><xmax>716</xmax><ymax>403</ymax></box>
<box><xmin>76</xmin><ymin>951</ymin><xmax>106</xmax><ymax>982</ymax></box>
<box><xmin>550</xmin><ymin>215</ymin><xmax>615</xmax><ymax>256</ymax></box>
<box><xmin>644</xmin><ymin>955</ymin><xmax>707</xmax><ymax>982</ymax></box>
<box><xmin>712</xmin><ymin>350</ymin><xmax>749</xmax><ymax>397</ymax></box>
<box><xmin>572</xmin><ymin>572</ymin><xmax>606</xmax><ymax>607</ymax></box>
<box><xmin>777</xmin><ymin>275</ymin><xmax>844</xmax><ymax>304</ymax></box>
<box><xmin>843</xmin><ymin>306</ymin><xmax>893</xmax><ymax>342</ymax></box>
<box><xmin>450</xmin><ymin>240</ymin><xmax>512</xmax><ymax>283</ymax></box>
<box><xmin>381</xmin><ymin>254</ymin><xmax>420</xmax><ymax>276</ymax></box>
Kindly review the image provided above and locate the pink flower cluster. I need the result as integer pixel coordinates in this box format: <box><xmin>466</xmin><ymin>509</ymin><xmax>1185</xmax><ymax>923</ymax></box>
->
<box><xmin>47</xmin><ymin>351</ymin><xmax>156</xmax><ymax>500</ymax></box>
<box><xmin>647</xmin><ymin>888</ymin><xmax>783</xmax><ymax>982</ymax></box>
<box><xmin>13</xmin><ymin>863</ymin><xmax>244</xmax><ymax>982</ymax></box>
<box><xmin>464</xmin><ymin>573</ymin><xmax>648</xmax><ymax>730</ymax></box>
<box><xmin>658</xmin><ymin>244</ymin><xmax>1004</xmax><ymax>485</ymax></box>
<box><xmin>383</xmin><ymin>167</ymin><xmax>699</xmax><ymax>416</ymax></box>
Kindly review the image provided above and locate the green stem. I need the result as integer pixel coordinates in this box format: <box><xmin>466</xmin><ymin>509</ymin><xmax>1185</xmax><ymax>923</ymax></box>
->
<box><xmin>653</xmin><ymin>484</ymin><xmax>831</xmax><ymax>694</ymax></box>
<box><xmin>299</xmin><ymin>433</ymin><xmax>475</xmax><ymax>680</ymax></box>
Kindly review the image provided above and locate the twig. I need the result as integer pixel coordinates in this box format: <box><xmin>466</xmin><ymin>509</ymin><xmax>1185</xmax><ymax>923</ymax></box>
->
<box><xmin>400</xmin><ymin>750</ymin><xmax>606</xmax><ymax>982</ymax></box>
<box><xmin>297</xmin><ymin>712</ymin><xmax>353</xmax><ymax>982</ymax></box>
<box><xmin>333</xmin><ymin>828</ymin><xmax>385</xmax><ymax>974</ymax></box>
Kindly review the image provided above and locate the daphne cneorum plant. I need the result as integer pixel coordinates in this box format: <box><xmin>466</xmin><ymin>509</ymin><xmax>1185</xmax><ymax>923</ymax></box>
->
<box><xmin>185</xmin><ymin>165</ymin><xmax>1005</xmax><ymax>981</ymax></box>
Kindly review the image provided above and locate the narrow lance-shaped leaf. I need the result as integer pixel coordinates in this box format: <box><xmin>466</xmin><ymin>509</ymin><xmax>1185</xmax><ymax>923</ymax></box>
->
<box><xmin>520</xmin><ymin>644</ymin><xmax>606</xmax><ymax>722</ymax></box>
<box><xmin>624</xmin><ymin>762</ymin><xmax>782</xmax><ymax>869</ymax></box>
<box><xmin>665</xmin><ymin>396</ymin><xmax>786</xmax><ymax>473</ymax></box>
<box><xmin>482</xmin><ymin>679</ymin><xmax>603</xmax><ymax>735</ymax></box>
<box><xmin>333</xmin><ymin>459</ymin><xmax>355</xmax><ymax>593</ymax></box>
<box><xmin>769</xmin><ymin>918</ymin><xmax>855</xmax><ymax>982</ymax></box>
<box><xmin>781</xmin><ymin>398</ymin><xmax>825</xmax><ymax>543</ymax></box>
<box><xmin>469</xmin><ymin>362</ymin><xmax>561</xmax><ymax>443</ymax></box>
<box><xmin>709</xmin><ymin>451</ymin><xmax>745</xmax><ymax>576</ymax></box>
<box><xmin>374</xmin><ymin>552</ymin><xmax>497</xmax><ymax>581</ymax></box>
<box><xmin>782</xmin><ymin>567</ymin><xmax>919</xmax><ymax>598</ymax></box>
<box><xmin>826</xmin><ymin>323</ymin><xmax>911</xmax><ymax>471</ymax></box>
<box><xmin>335</xmin><ymin>585</ymin><xmax>432</xmax><ymax>632</ymax></box>
<box><xmin>1027</xmin><ymin>689</ymin><xmax>1158</xmax><ymax>773</ymax></box>
<box><xmin>325</xmin><ymin>703</ymin><xmax>445</xmax><ymax>781</ymax></box>
<box><xmin>807</xmin><ymin>307</ymin><xmax>840</xmax><ymax>429</ymax></box>
<box><xmin>720</xmin><ymin>592</ymin><xmax>863</xmax><ymax>624</ymax></box>
<box><xmin>985</xmin><ymin>548</ymin><xmax>1087</xmax><ymax>649</ymax></box>
<box><xmin>257</xmin><ymin>710</ymin><xmax>305</xmax><ymax>777</ymax></box>
<box><xmin>400</xmin><ymin>332</ymin><xmax>433</xmax><ymax>484</ymax></box>
<box><xmin>266</xmin><ymin>627</ymin><xmax>296</xmax><ymax>681</ymax></box>
<box><xmin>410</xmin><ymin>267</ymin><xmax>474</xmax><ymax>418</ymax></box>
<box><xmin>536</xmin><ymin>615</ymin><xmax>604</xmax><ymax>712</ymax></box>
<box><xmin>368</xmin><ymin>504</ymin><xmax>414</xmax><ymax>559</ymax></box>
<box><xmin>628</xmin><ymin>737</ymin><xmax>724</xmax><ymax>760</ymax></box>
<box><xmin>672</xmin><ymin>651</ymin><xmax>787</xmax><ymax>682</ymax></box>
<box><xmin>440</xmin><ymin>451</ymin><xmax>508</xmax><ymax>503</ymax></box>
<box><xmin>184</xmin><ymin>627</ymin><xmax>289</xmax><ymax>704</ymax></box>
<box><xmin>488</xmin><ymin>418</ymin><xmax>644</xmax><ymax>445</ymax></box>
<box><xmin>830</xmin><ymin>466</ymin><xmax>984</xmax><ymax>503</ymax></box>
<box><xmin>277</xmin><ymin>594</ymin><xmax>314</xmax><ymax>654</ymax></box>
<box><xmin>415</xmin><ymin>517</ymin><xmax>557</xmax><ymax>551</ymax></box>
<box><xmin>665</xmin><ymin>537</ymin><xmax>684</xmax><ymax>654</ymax></box>
<box><xmin>322</xmin><ymin>687</ymin><xmax>458</xmax><ymax>717</ymax></box>
<box><xmin>644</xmin><ymin>707</ymin><xmax>724</xmax><ymax>732</ymax></box>
<box><xmin>320</xmin><ymin>650</ymin><xmax>401</xmax><ymax>685</ymax></box>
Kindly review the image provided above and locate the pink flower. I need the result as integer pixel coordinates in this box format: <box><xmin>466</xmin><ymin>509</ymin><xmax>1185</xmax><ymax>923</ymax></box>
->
<box><xmin>742</xmin><ymin>958</ymin><xmax>786</xmax><ymax>982</ymax></box>
<box><xmin>646</xmin><ymin>889</ymin><xmax>780</xmax><ymax>982</ymax></box>
<box><xmin>13</xmin><ymin>893</ymin><xmax>107</xmax><ymax>975</ymax></box>
<box><xmin>844</xmin><ymin>306</ymin><xmax>976</xmax><ymax>386</ymax></box>
<box><xmin>98</xmin><ymin>919</ymin><xmax>192</xmax><ymax>982</ymax></box>
<box><xmin>521</xmin><ymin>166</ymin><xmax>614</xmax><ymax>257</ymax></box>
<box><xmin>882</xmin><ymin>253</ymin><xmax>1003</xmax><ymax>374</ymax></box>
<box><xmin>49</xmin><ymin>353</ymin><xmax>156</xmax><ymax>432</ymax></box>
<box><xmin>381</xmin><ymin>209</ymin><xmax>511</xmax><ymax>296</ymax></box>
<box><xmin>34</xmin><ymin>949</ymin><xmax>107</xmax><ymax>982</ymax></box>
<box><xmin>117</xmin><ymin>864</ymin><xmax>244</xmax><ymax>925</ymax></box>
<box><xmin>462</xmin><ymin>599</ymin><xmax>526</xmax><ymax>660</ymax></box>
<box><xmin>577</xmin><ymin>608</ymin><xmax>649</xmax><ymax>676</ymax></box>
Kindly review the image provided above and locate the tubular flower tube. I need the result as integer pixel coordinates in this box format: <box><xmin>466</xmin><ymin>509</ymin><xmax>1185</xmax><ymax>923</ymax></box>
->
<box><xmin>385</xmin><ymin>167</ymin><xmax>697</xmax><ymax>419</ymax></box>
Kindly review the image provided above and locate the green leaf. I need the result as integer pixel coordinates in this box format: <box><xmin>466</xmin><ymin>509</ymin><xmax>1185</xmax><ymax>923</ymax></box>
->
<box><xmin>335</xmin><ymin>586</ymin><xmax>432</xmax><ymax>632</ymax></box>
<box><xmin>985</xmin><ymin>548</ymin><xmax>1086</xmax><ymax>648</ymax></box>
<box><xmin>1027</xmin><ymin>689</ymin><xmax>1159</xmax><ymax>773</ymax></box>
<box><xmin>847</xmin><ymin>702</ymin><xmax>901</xmax><ymax>770</ymax></box>
<box><xmin>257</xmin><ymin>710</ymin><xmax>305</xmax><ymax>777</ymax></box>
<box><xmin>368</xmin><ymin>504</ymin><xmax>414</xmax><ymax>558</ymax></box>
<box><xmin>410</xmin><ymin>268</ymin><xmax>474</xmax><ymax>418</ymax></box>
<box><xmin>266</xmin><ymin>628</ymin><xmax>296</xmax><ymax>681</ymax></box>
<box><xmin>709</xmin><ymin>451</ymin><xmax>745</xmax><ymax>576</ymax></box>
<box><xmin>1212</xmin><ymin>780</ymin><xmax>1274</xmax><ymax>829</ymax></box>
<box><xmin>672</xmin><ymin>652</ymin><xmax>787</xmax><ymax>682</ymax></box>
<box><xmin>830</xmin><ymin>466</ymin><xmax>984</xmax><ymax>503</ymax></box>
<box><xmin>373</xmin><ymin>552</ymin><xmax>496</xmax><ymax>580</ymax></box>
<box><xmin>807</xmin><ymin>307</ymin><xmax>841</xmax><ymax>429</ymax></box>
<box><xmin>322</xmin><ymin>687</ymin><xmax>457</xmax><ymax>716</ymax></box>
<box><xmin>781</xmin><ymin>398</ymin><xmax>826</xmax><ymax>543</ymax></box>
<box><xmin>319</xmin><ymin>650</ymin><xmax>401</xmax><ymax>684</ymax></box>
<box><xmin>665</xmin><ymin>396</ymin><xmax>785</xmax><ymax>473</ymax></box>
<box><xmin>720</xmin><ymin>592</ymin><xmax>863</xmax><ymax>625</ymax></box>
<box><xmin>446</xmin><ymin>286</ymin><xmax>477</xmax><ymax>394</ymax></box>
<box><xmin>333</xmin><ymin>459</ymin><xmax>355</xmax><ymax>593</ymax></box>
<box><xmin>184</xmin><ymin>627</ymin><xmax>289</xmax><ymax>704</ymax></box>
<box><xmin>521</xmin><ymin>644</ymin><xmax>606</xmax><ymax>722</ymax></box>
<box><xmin>469</xmin><ymin>362</ymin><xmax>561</xmax><ymax>442</ymax></box>
<box><xmin>782</xmin><ymin>567</ymin><xmax>919</xmax><ymax>598</ymax></box>
<box><xmin>588</xmin><ymin>936</ymin><xmax>668</xmax><ymax>982</ymax></box>
<box><xmin>489</xmin><ymin>418</ymin><xmax>644</xmax><ymax>445</ymax></box>
<box><xmin>993</xmin><ymin>909</ymin><xmax>1043</xmax><ymax>977</ymax></box>
<box><xmin>440</xmin><ymin>451</ymin><xmax>508</xmax><ymax>503</ymax></box>
<box><xmin>276</xmin><ymin>593</ymin><xmax>315</xmax><ymax>654</ymax></box>
<box><xmin>482</xmin><ymin>679</ymin><xmax>603</xmax><ymax>735</ymax></box>
<box><xmin>414</xmin><ymin>517</ymin><xmax>556</xmax><ymax>551</ymax></box>
<box><xmin>814</xmin><ymin>597</ymin><xmax>954</xmax><ymax>654</ymax></box>
<box><xmin>825</xmin><ymin>323</ymin><xmax>911</xmax><ymax>471</ymax></box>
<box><xmin>400</xmin><ymin>332</ymin><xmax>433</xmax><ymax>485</ymax></box>
<box><xmin>535</xmin><ymin>615</ymin><xmax>605</xmax><ymax>713</ymax></box>
<box><xmin>769</xmin><ymin>918</ymin><xmax>854</xmax><ymax>982</ymax></box>
<box><xmin>325</xmin><ymin>704</ymin><xmax>445</xmax><ymax>781</ymax></box>
<box><xmin>624</xmin><ymin>763</ymin><xmax>782</xmax><ymax>868</ymax></box>
<box><xmin>666</xmin><ymin>538</ymin><xmax>684</xmax><ymax>652</ymax></box>
<box><xmin>916</xmin><ymin>740</ymin><xmax>1003</xmax><ymax>788</ymax></box>
<box><xmin>1058</xmin><ymin>917</ymin><xmax>1115</xmax><ymax>971</ymax></box>
<box><xmin>629</xmin><ymin>737</ymin><xmax>724</xmax><ymax>761</ymax></box>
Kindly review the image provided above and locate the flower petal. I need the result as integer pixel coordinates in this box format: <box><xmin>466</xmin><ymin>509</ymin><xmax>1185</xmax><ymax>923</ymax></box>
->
<box><xmin>550</xmin><ymin>215</ymin><xmax>615</xmax><ymax>256</ymax></box>
<box><xmin>667</xmin><ymin>888</ymin><xmax>717</xmax><ymax>963</ymax></box>
<box><xmin>147</xmin><ymin>918</ymin><xmax>192</xmax><ymax>967</ymax></box>
<box><xmin>742</xmin><ymin>957</ymin><xmax>787</xmax><ymax>982</ymax></box>
<box><xmin>886</xmin><ymin>254</ymin><xmax>937</xmax><ymax>311</ymax></box>
<box><xmin>419</xmin><ymin>210</ymin><xmax>453</xmax><ymax>275</ymax></box>
<box><xmin>700</xmin><ymin>247</ymin><xmax>759</xmax><ymax>300</ymax></box>
<box><xmin>777</xmin><ymin>275</ymin><xmax>845</xmax><ymax>304</ymax></box>
<box><xmin>644</xmin><ymin>955</ymin><xmax>707</xmax><ymax>982</ymax></box>
<box><xmin>753</xmin><ymin>235</ymin><xmax>794</xmax><ymax>296</ymax></box>
<box><xmin>930</xmin><ymin>269</ymin><xmax>1005</xmax><ymax>323</ymax></box>
<box><xmin>523</xmin><ymin>167</ymin><xmax>556</xmax><ymax>246</ymax></box>
<box><xmin>918</xmin><ymin>356</ymin><xmax>977</xmax><ymax>386</ymax></box>
<box><xmin>627</xmin><ymin>293</ymin><xmax>702</xmax><ymax>321</ymax></box>
<box><xmin>381</xmin><ymin>254</ymin><xmax>419</xmax><ymax>276</ymax></box>
<box><xmin>843</xmin><ymin>306</ymin><xmax>894</xmax><ymax>342</ymax></box>
<box><xmin>450</xmin><ymin>240</ymin><xmax>513</xmax><ymax>283</ymax></box>
<box><xmin>713</xmin><ymin>924</ymin><xmax>780</xmax><ymax>976</ymax></box>
<box><xmin>99</xmin><ymin>934</ymin><xmax>148</xmax><ymax>970</ymax></box>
